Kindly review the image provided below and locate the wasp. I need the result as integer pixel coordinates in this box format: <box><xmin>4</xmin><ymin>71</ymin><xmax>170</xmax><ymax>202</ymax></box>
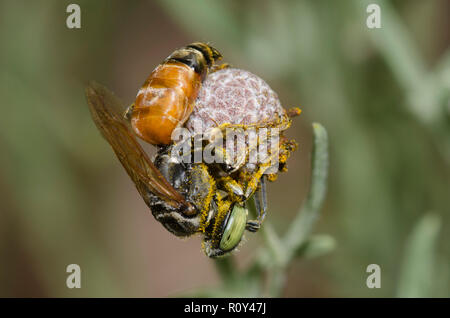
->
<box><xmin>86</xmin><ymin>43</ymin><xmax>298</xmax><ymax>257</ymax></box>
<box><xmin>124</xmin><ymin>42</ymin><xmax>223</xmax><ymax>145</ymax></box>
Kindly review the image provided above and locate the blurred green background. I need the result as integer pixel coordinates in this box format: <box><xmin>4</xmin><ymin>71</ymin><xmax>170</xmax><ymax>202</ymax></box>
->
<box><xmin>0</xmin><ymin>0</ymin><xmax>449</xmax><ymax>297</ymax></box>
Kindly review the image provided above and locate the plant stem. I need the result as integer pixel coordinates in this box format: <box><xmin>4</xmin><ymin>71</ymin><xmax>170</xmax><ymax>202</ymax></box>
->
<box><xmin>283</xmin><ymin>123</ymin><xmax>329</xmax><ymax>261</ymax></box>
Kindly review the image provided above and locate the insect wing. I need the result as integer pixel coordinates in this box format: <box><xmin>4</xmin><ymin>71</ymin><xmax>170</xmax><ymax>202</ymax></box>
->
<box><xmin>85</xmin><ymin>81</ymin><xmax>196</xmax><ymax>215</ymax></box>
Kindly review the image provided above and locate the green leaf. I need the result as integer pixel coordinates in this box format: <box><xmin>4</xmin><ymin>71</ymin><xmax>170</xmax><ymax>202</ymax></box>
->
<box><xmin>396</xmin><ymin>213</ymin><xmax>441</xmax><ymax>298</ymax></box>
<box><xmin>295</xmin><ymin>234</ymin><xmax>336</xmax><ymax>259</ymax></box>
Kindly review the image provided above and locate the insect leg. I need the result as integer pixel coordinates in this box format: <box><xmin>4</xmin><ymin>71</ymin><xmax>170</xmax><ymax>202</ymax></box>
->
<box><xmin>245</xmin><ymin>177</ymin><xmax>267</xmax><ymax>232</ymax></box>
<box><xmin>210</xmin><ymin>63</ymin><xmax>230</xmax><ymax>73</ymax></box>
<box><xmin>244</xmin><ymin>151</ymin><xmax>277</xmax><ymax>199</ymax></box>
<box><xmin>260</xmin><ymin>176</ymin><xmax>268</xmax><ymax>222</ymax></box>
<box><xmin>218</xmin><ymin>176</ymin><xmax>245</xmax><ymax>200</ymax></box>
<box><xmin>123</xmin><ymin>103</ymin><xmax>134</xmax><ymax>121</ymax></box>
<box><xmin>213</xmin><ymin>126</ymin><xmax>247</xmax><ymax>173</ymax></box>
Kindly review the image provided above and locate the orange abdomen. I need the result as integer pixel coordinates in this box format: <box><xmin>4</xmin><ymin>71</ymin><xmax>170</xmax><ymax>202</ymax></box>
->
<box><xmin>131</xmin><ymin>61</ymin><xmax>202</xmax><ymax>145</ymax></box>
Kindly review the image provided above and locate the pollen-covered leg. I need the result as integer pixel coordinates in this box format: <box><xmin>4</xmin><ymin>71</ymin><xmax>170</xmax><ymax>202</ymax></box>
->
<box><xmin>244</xmin><ymin>151</ymin><xmax>278</xmax><ymax>198</ymax></box>
<box><xmin>210</xmin><ymin>63</ymin><xmax>230</xmax><ymax>73</ymax></box>
<box><xmin>212</xmin><ymin>127</ymin><xmax>248</xmax><ymax>173</ymax></box>
<box><xmin>218</xmin><ymin>175</ymin><xmax>245</xmax><ymax>200</ymax></box>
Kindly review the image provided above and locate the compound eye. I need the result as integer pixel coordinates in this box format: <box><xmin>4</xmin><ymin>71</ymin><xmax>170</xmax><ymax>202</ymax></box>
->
<box><xmin>219</xmin><ymin>205</ymin><xmax>248</xmax><ymax>252</ymax></box>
